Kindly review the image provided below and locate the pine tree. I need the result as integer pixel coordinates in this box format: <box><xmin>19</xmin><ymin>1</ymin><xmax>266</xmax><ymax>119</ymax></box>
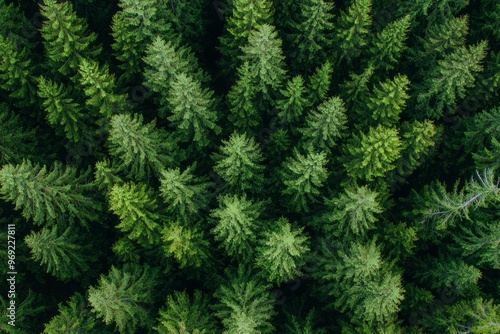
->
<box><xmin>275</xmin><ymin>76</ymin><xmax>309</xmax><ymax>128</ymax></box>
<box><xmin>37</xmin><ymin>76</ymin><xmax>87</xmax><ymax>142</ymax></box>
<box><xmin>108</xmin><ymin>113</ymin><xmax>174</xmax><ymax>180</ymax></box>
<box><xmin>321</xmin><ymin>185</ymin><xmax>383</xmax><ymax>236</ymax></box>
<box><xmin>167</xmin><ymin>72</ymin><xmax>221</xmax><ymax>148</ymax></box>
<box><xmin>306</xmin><ymin>61</ymin><xmax>333</xmax><ymax>106</ymax></box>
<box><xmin>159</xmin><ymin>165</ymin><xmax>213</xmax><ymax>221</ymax></box>
<box><xmin>88</xmin><ymin>264</ymin><xmax>160</xmax><ymax>334</ymax></box>
<box><xmin>0</xmin><ymin>103</ymin><xmax>37</xmax><ymax>165</ymax></box>
<box><xmin>108</xmin><ymin>182</ymin><xmax>162</xmax><ymax>246</ymax></box>
<box><xmin>40</xmin><ymin>0</ymin><xmax>101</xmax><ymax>76</ymax></box>
<box><xmin>155</xmin><ymin>290</ymin><xmax>218</xmax><ymax>334</ymax></box>
<box><xmin>210</xmin><ymin>194</ymin><xmax>264</xmax><ymax>259</ymax></box>
<box><xmin>25</xmin><ymin>226</ymin><xmax>95</xmax><ymax>281</ymax></box>
<box><xmin>78</xmin><ymin>58</ymin><xmax>128</xmax><ymax>118</ymax></box>
<box><xmin>219</xmin><ymin>0</ymin><xmax>274</xmax><ymax>72</ymax></box>
<box><xmin>281</xmin><ymin>148</ymin><xmax>329</xmax><ymax>212</ymax></box>
<box><xmin>288</xmin><ymin>0</ymin><xmax>334</xmax><ymax>71</ymax></box>
<box><xmin>0</xmin><ymin>160</ymin><xmax>100</xmax><ymax>227</ymax></box>
<box><xmin>161</xmin><ymin>221</ymin><xmax>209</xmax><ymax>268</ymax></box>
<box><xmin>0</xmin><ymin>34</ymin><xmax>37</xmax><ymax>107</ymax></box>
<box><xmin>335</xmin><ymin>0</ymin><xmax>373</xmax><ymax>63</ymax></box>
<box><xmin>213</xmin><ymin>266</ymin><xmax>275</xmax><ymax>334</ymax></box>
<box><xmin>227</xmin><ymin>62</ymin><xmax>260</xmax><ymax>130</ymax></box>
<box><xmin>256</xmin><ymin>217</ymin><xmax>310</xmax><ymax>284</ymax></box>
<box><xmin>416</xmin><ymin>41</ymin><xmax>488</xmax><ymax>119</ymax></box>
<box><xmin>299</xmin><ymin>96</ymin><xmax>348</xmax><ymax>151</ymax></box>
<box><xmin>241</xmin><ymin>24</ymin><xmax>287</xmax><ymax>101</ymax></box>
<box><xmin>43</xmin><ymin>293</ymin><xmax>104</xmax><ymax>333</ymax></box>
<box><xmin>369</xmin><ymin>15</ymin><xmax>411</xmax><ymax>71</ymax></box>
<box><xmin>212</xmin><ymin>132</ymin><xmax>265</xmax><ymax>192</ymax></box>
<box><xmin>344</xmin><ymin>125</ymin><xmax>402</xmax><ymax>181</ymax></box>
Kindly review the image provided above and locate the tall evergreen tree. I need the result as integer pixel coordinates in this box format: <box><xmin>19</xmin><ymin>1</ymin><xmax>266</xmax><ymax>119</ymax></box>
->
<box><xmin>25</xmin><ymin>226</ymin><xmax>95</xmax><ymax>281</ymax></box>
<box><xmin>306</xmin><ymin>61</ymin><xmax>333</xmax><ymax>106</ymax></box>
<box><xmin>275</xmin><ymin>76</ymin><xmax>310</xmax><ymax>129</ymax></box>
<box><xmin>88</xmin><ymin>264</ymin><xmax>160</xmax><ymax>334</ymax></box>
<box><xmin>0</xmin><ymin>160</ymin><xmax>100</xmax><ymax>227</ymax></box>
<box><xmin>161</xmin><ymin>221</ymin><xmax>210</xmax><ymax>268</ymax></box>
<box><xmin>281</xmin><ymin>148</ymin><xmax>329</xmax><ymax>212</ymax></box>
<box><xmin>227</xmin><ymin>62</ymin><xmax>260</xmax><ymax>131</ymax></box>
<box><xmin>212</xmin><ymin>132</ymin><xmax>265</xmax><ymax>192</ymax></box>
<box><xmin>39</xmin><ymin>0</ymin><xmax>101</xmax><ymax>76</ymax></box>
<box><xmin>454</xmin><ymin>219</ymin><xmax>500</xmax><ymax>269</ymax></box>
<box><xmin>0</xmin><ymin>103</ymin><xmax>37</xmax><ymax>165</ymax></box>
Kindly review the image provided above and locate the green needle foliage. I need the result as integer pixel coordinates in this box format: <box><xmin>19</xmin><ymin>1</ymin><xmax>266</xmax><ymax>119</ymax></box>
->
<box><xmin>227</xmin><ymin>62</ymin><xmax>260</xmax><ymax>131</ymax></box>
<box><xmin>256</xmin><ymin>217</ymin><xmax>310</xmax><ymax>284</ymax></box>
<box><xmin>161</xmin><ymin>221</ymin><xmax>209</xmax><ymax>268</ymax></box>
<box><xmin>275</xmin><ymin>75</ymin><xmax>310</xmax><ymax>128</ymax></box>
<box><xmin>0</xmin><ymin>103</ymin><xmax>37</xmax><ymax>165</ymax></box>
<box><xmin>307</xmin><ymin>61</ymin><xmax>333</xmax><ymax>105</ymax></box>
<box><xmin>88</xmin><ymin>264</ymin><xmax>160</xmax><ymax>334</ymax></box>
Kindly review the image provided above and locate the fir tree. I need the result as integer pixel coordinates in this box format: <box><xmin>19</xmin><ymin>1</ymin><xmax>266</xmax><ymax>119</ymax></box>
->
<box><xmin>94</xmin><ymin>159</ymin><xmax>123</xmax><ymax>193</ymax></box>
<box><xmin>25</xmin><ymin>226</ymin><xmax>95</xmax><ymax>281</ymax></box>
<box><xmin>227</xmin><ymin>62</ymin><xmax>260</xmax><ymax>130</ymax></box>
<box><xmin>161</xmin><ymin>221</ymin><xmax>209</xmax><ymax>268</ymax></box>
<box><xmin>212</xmin><ymin>132</ymin><xmax>265</xmax><ymax>192</ymax></box>
<box><xmin>299</xmin><ymin>96</ymin><xmax>348</xmax><ymax>151</ymax></box>
<box><xmin>108</xmin><ymin>182</ymin><xmax>162</xmax><ymax>246</ymax></box>
<box><xmin>88</xmin><ymin>264</ymin><xmax>160</xmax><ymax>334</ymax></box>
<box><xmin>455</xmin><ymin>219</ymin><xmax>500</xmax><ymax>269</ymax></box>
<box><xmin>39</xmin><ymin>0</ymin><xmax>101</xmax><ymax>76</ymax></box>
<box><xmin>306</xmin><ymin>61</ymin><xmax>333</xmax><ymax>106</ymax></box>
<box><xmin>256</xmin><ymin>217</ymin><xmax>310</xmax><ymax>284</ymax></box>
<box><xmin>0</xmin><ymin>160</ymin><xmax>100</xmax><ymax>227</ymax></box>
<box><xmin>108</xmin><ymin>113</ymin><xmax>174</xmax><ymax>180</ymax></box>
<box><xmin>397</xmin><ymin>0</ymin><xmax>469</xmax><ymax>25</ymax></box>
<box><xmin>344</xmin><ymin>125</ymin><xmax>402</xmax><ymax>181</ymax></box>
<box><xmin>155</xmin><ymin>290</ymin><xmax>218</xmax><ymax>334</ymax></box>
<box><xmin>281</xmin><ymin>148</ymin><xmax>329</xmax><ymax>212</ymax></box>
<box><xmin>0</xmin><ymin>103</ymin><xmax>37</xmax><ymax>165</ymax></box>
<box><xmin>275</xmin><ymin>76</ymin><xmax>310</xmax><ymax>128</ymax></box>
<box><xmin>210</xmin><ymin>194</ymin><xmax>264</xmax><ymax>259</ymax></box>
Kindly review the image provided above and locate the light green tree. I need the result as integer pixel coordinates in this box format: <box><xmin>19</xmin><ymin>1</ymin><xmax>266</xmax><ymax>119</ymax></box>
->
<box><xmin>161</xmin><ymin>221</ymin><xmax>210</xmax><ymax>268</ymax></box>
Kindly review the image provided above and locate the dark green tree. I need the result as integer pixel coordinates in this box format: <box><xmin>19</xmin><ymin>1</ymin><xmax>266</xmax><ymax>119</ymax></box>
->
<box><xmin>0</xmin><ymin>103</ymin><xmax>37</xmax><ymax>165</ymax></box>
<box><xmin>88</xmin><ymin>264</ymin><xmax>160</xmax><ymax>334</ymax></box>
<box><xmin>161</xmin><ymin>221</ymin><xmax>210</xmax><ymax>268</ymax></box>
<box><xmin>275</xmin><ymin>76</ymin><xmax>310</xmax><ymax>128</ymax></box>
<box><xmin>212</xmin><ymin>132</ymin><xmax>265</xmax><ymax>192</ymax></box>
<box><xmin>227</xmin><ymin>62</ymin><xmax>260</xmax><ymax>130</ymax></box>
<box><xmin>454</xmin><ymin>219</ymin><xmax>500</xmax><ymax>269</ymax></box>
<box><xmin>306</xmin><ymin>61</ymin><xmax>333</xmax><ymax>105</ymax></box>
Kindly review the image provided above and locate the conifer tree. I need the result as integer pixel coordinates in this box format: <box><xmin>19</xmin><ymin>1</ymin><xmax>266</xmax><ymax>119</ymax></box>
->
<box><xmin>0</xmin><ymin>103</ymin><xmax>37</xmax><ymax>165</ymax></box>
<box><xmin>155</xmin><ymin>290</ymin><xmax>218</xmax><ymax>334</ymax></box>
<box><xmin>366</xmin><ymin>74</ymin><xmax>410</xmax><ymax>127</ymax></box>
<box><xmin>288</xmin><ymin>0</ymin><xmax>335</xmax><ymax>71</ymax></box>
<box><xmin>167</xmin><ymin>72</ymin><xmax>221</xmax><ymax>148</ymax></box>
<box><xmin>161</xmin><ymin>221</ymin><xmax>209</xmax><ymax>268</ymax></box>
<box><xmin>210</xmin><ymin>194</ymin><xmax>264</xmax><ymax>259</ymax></box>
<box><xmin>227</xmin><ymin>62</ymin><xmax>260</xmax><ymax>130</ymax></box>
<box><xmin>25</xmin><ymin>226</ymin><xmax>95</xmax><ymax>281</ymax></box>
<box><xmin>108</xmin><ymin>182</ymin><xmax>162</xmax><ymax>246</ymax></box>
<box><xmin>416</xmin><ymin>41</ymin><xmax>488</xmax><ymax>119</ymax></box>
<box><xmin>397</xmin><ymin>0</ymin><xmax>469</xmax><ymax>25</ymax></box>
<box><xmin>108</xmin><ymin>113</ymin><xmax>174</xmax><ymax>180</ymax></box>
<box><xmin>275</xmin><ymin>76</ymin><xmax>310</xmax><ymax>128</ymax></box>
<box><xmin>281</xmin><ymin>148</ymin><xmax>329</xmax><ymax>212</ymax></box>
<box><xmin>241</xmin><ymin>24</ymin><xmax>287</xmax><ymax>101</ymax></box>
<box><xmin>1</xmin><ymin>291</ymin><xmax>44</xmax><ymax>334</ymax></box>
<box><xmin>88</xmin><ymin>264</ymin><xmax>160</xmax><ymax>334</ymax></box>
<box><xmin>0</xmin><ymin>34</ymin><xmax>37</xmax><ymax>106</ymax></box>
<box><xmin>37</xmin><ymin>76</ymin><xmax>87</xmax><ymax>143</ymax></box>
<box><xmin>344</xmin><ymin>125</ymin><xmax>402</xmax><ymax>181</ymax></box>
<box><xmin>94</xmin><ymin>159</ymin><xmax>123</xmax><ymax>193</ymax></box>
<box><xmin>299</xmin><ymin>96</ymin><xmax>348</xmax><ymax>151</ymax></box>
<box><xmin>369</xmin><ymin>15</ymin><xmax>411</xmax><ymax>71</ymax></box>
<box><xmin>219</xmin><ymin>0</ymin><xmax>274</xmax><ymax>72</ymax></box>
<box><xmin>43</xmin><ymin>293</ymin><xmax>104</xmax><ymax>334</ymax></box>
<box><xmin>39</xmin><ymin>0</ymin><xmax>101</xmax><ymax>76</ymax></box>
<box><xmin>256</xmin><ymin>217</ymin><xmax>310</xmax><ymax>284</ymax></box>
<box><xmin>321</xmin><ymin>186</ymin><xmax>382</xmax><ymax>236</ymax></box>
<box><xmin>306</xmin><ymin>61</ymin><xmax>333</xmax><ymax>106</ymax></box>
<box><xmin>213</xmin><ymin>266</ymin><xmax>275</xmax><ymax>334</ymax></box>
<box><xmin>162</xmin><ymin>0</ymin><xmax>206</xmax><ymax>52</ymax></box>
<box><xmin>455</xmin><ymin>219</ymin><xmax>500</xmax><ymax>269</ymax></box>
<box><xmin>0</xmin><ymin>160</ymin><xmax>100</xmax><ymax>227</ymax></box>
<box><xmin>335</xmin><ymin>0</ymin><xmax>373</xmax><ymax>63</ymax></box>
<box><xmin>212</xmin><ymin>132</ymin><xmax>265</xmax><ymax>192</ymax></box>
<box><xmin>340</xmin><ymin>65</ymin><xmax>374</xmax><ymax>110</ymax></box>
<box><xmin>159</xmin><ymin>165</ymin><xmax>213</xmax><ymax>221</ymax></box>
<box><xmin>78</xmin><ymin>59</ymin><xmax>128</xmax><ymax>118</ymax></box>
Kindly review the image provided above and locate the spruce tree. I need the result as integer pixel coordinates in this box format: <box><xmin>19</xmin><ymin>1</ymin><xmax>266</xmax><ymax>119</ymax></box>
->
<box><xmin>306</xmin><ymin>61</ymin><xmax>333</xmax><ymax>106</ymax></box>
<box><xmin>39</xmin><ymin>0</ymin><xmax>101</xmax><ymax>76</ymax></box>
<box><xmin>155</xmin><ymin>290</ymin><xmax>218</xmax><ymax>334</ymax></box>
<box><xmin>455</xmin><ymin>219</ymin><xmax>500</xmax><ymax>269</ymax></box>
<box><xmin>88</xmin><ymin>264</ymin><xmax>160</xmax><ymax>334</ymax></box>
<box><xmin>344</xmin><ymin>125</ymin><xmax>402</xmax><ymax>181</ymax></box>
<box><xmin>108</xmin><ymin>182</ymin><xmax>162</xmax><ymax>246</ymax></box>
<box><xmin>210</xmin><ymin>194</ymin><xmax>264</xmax><ymax>259</ymax></box>
<box><xmin>212</xmin><ymin>132</ymin><xmax>265</xmax><ymax>192</ymax></box>
<box><xmin>161</xmin><ymin>221</ymin><xmax>209</xmax><ymax>268</ymax></box>
<box><xmin>0</xmin><ymin>103</ymin><xmax>37</xmax><ymax>165</ymax></box>
<box><xmin>281</xmin><ymin>148</ymin><xmax>329</xmax><ymax>212</ymax></box>
<box><xmin>275</xmin><ymin>76</ymin><xmax>310</xmax><ymax>128</ymax></box>
<box><xmin>227</xmin><ymin>62</ymin><xmax>260</xmax><ymax>131</ymax></box>
<box><xmin>0</xmin><ymin>160</ymin><xmax>100</xmax><ymax>227</ymax></box>
<box><xmin>25</xmin><ymin>226</ymin><xmax>95</xmax><ymax>281</ymax></box>
<box><xmin>299</xmin><ymin>96</ymin><xmax>348</xmax><ymax>151</ymax></box>
<box><xmin>255</xmin><ymin>217</ymin><xmax>310</xmax><ymax>284</ymax></box>
<box><xmin>108</xmin><ymin>113</ymin><xmax>174</xmax><ymax>180</ymax></box>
